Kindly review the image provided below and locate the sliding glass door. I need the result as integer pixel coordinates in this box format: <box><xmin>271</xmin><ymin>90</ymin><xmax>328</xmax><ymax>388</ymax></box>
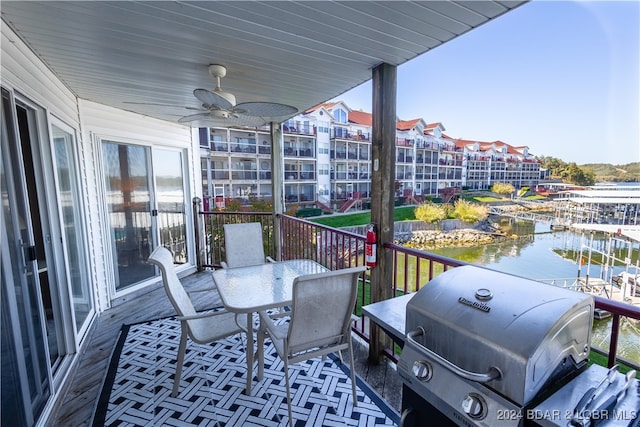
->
<box><xmin>102</xmin><ymin>141</ymin><xmax>188</xmax><ymax>291</ymax></box>
<box><xmin>51</xmin><ymin>123</ymin><xmax>92</xmax><ymax>331</ymax></box>
<box><xmin>1</xmin><ymin>88</ymin><xmax>50</xmax><ymax>427</ymax></box>
<box><xmin>153</xmin><ymin>148</ymin><xmax>188</xmax><ymax>264</ymax></box>
<box><xmin>102</xmin><ymin>142</ymin><xmax>154</xmax><ymax>289</ymax></box>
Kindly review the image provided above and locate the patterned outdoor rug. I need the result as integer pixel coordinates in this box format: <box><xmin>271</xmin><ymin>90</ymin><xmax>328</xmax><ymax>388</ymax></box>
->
<box><xmin>93</xmin><ymin>314</ymin><xmax>399</xmax><ymax>426</ymax></box>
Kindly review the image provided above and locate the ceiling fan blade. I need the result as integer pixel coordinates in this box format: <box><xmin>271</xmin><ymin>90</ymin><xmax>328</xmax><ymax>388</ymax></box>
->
<box><xmin>217</xmin><ymin>115</ymin><xmax>267</xmax><ymax>127</ymax></box>
<box><xmin>193</xmin><ymin>88</ymin><xmax>234</xmax><ymax>110</ymax></box>
<box><xmin>123</xmin><ymin>101</ymin><xmax>202</xmax><ymax>111</ymax></box>
<box><xmin>178</xmin><ymin>112</ymin><xmax>213</xmax><ymax>123</ymax></box>
<box><xmin>181</xmin><ymin>115</ymin><xmax>268</xmax><ymax>128</ymax></box>
<box><xmin>236</xmin><ymin>102</ymin><xmax>298</xmax><ymax>117</ymax></box>
<box><xmin>177</xmin><ymin>111</ymin><xmax>267</xmax><ymax>127</ymax></box>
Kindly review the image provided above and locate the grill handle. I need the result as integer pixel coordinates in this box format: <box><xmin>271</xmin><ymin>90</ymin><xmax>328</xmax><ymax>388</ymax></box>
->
<box><xmin>406</xmin><ymin>327</ymin><xmax>502</xmax><ymax>383</ymax></box>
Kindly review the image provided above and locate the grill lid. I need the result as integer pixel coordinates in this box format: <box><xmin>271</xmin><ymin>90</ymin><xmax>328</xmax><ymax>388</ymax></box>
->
<box><xmin>404</xmin><ymin>265</ymin><xmax>594</xmax><ymax>405</ymax></box>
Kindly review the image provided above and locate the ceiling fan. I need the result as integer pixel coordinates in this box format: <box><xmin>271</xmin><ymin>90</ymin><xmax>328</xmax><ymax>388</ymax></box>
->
<box><xmin>178</xmin><ymin>64</ymin><xmax>298</xmax><ymax>125</ymax></box>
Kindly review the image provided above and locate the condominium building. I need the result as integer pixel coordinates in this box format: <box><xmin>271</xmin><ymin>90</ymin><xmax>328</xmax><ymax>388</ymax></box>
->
<box><xmin>199</xmin><ymin>101</ymin><xmax>541</xmax><ymax>209</ymax></box>
<box><xmin>455</xmin><ymin>139</ymin><xmax>542</xmax><ymax>190</ymax></box>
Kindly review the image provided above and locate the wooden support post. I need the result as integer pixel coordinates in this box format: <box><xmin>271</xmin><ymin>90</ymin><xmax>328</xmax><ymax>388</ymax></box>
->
<box><xmin>369</xmin><ymin>63</ymin><xmax>397</xmax><ymax>363</ymax></box>
<box><xmin>271</xmin><ymin>122</ymin><xmax>284</xmax><ymax>260</ymax></box>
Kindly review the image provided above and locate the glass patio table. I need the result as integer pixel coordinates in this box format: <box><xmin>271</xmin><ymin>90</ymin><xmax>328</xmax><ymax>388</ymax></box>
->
<box><xmin>212</xmin><ymin>259</ymin><xmax>328</xmax><ymax>395</ymax></box>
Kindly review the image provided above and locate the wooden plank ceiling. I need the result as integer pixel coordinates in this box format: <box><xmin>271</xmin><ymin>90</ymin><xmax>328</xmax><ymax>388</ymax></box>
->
<box><xmin>1</xmin><ymin>1</ymin><xmax>526</xmax><ymax>127</ymax></box>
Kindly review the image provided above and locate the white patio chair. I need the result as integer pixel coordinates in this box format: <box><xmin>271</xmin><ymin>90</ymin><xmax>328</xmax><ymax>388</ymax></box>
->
<box><xmin>149</xmin><ymin>246</ymin><xmax>246</xmax><ymax>397</ymax></box>
<box><xmin>221</xmin><ymin>222</ymin><xmax>275</xmax><ymax>268</ymax></box>
<box><xmin>256</xmin><ymin>266</ymin><xmax>367</xmax><ymax>426</ymax></box>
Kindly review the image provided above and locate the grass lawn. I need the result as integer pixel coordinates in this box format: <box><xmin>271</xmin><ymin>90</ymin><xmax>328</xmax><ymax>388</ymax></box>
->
<box><xmin>309</xmin><ymin>205</ymin><xmax>416</xmax><ymax>228</ymax></box>
<box><xmin>466</xmin><ymin>196</ymin><xmax>503</xmax><ymax>202</ymax></box>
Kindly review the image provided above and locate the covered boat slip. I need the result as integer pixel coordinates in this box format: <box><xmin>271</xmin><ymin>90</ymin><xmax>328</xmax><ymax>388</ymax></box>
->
<box><xmin>570</xmin><ymin>224</ymin><xmax>640</xmax><ymax>306</ymax></box>
<box><xmin>555</xmin><ymin>189</ymin><xmax>640</xmax><ymax>225</ymax></box>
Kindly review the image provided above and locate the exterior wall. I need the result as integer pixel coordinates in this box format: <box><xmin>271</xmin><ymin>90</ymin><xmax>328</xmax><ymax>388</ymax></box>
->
<box><xmin>314</xmin><ymin>113</ymin><xmax>332</xmax><ymax>206</ymax></box>
<box><xmin>1</xmin><ymin>25</ymin><xmax>79</xmax><ymax>127</ymax></box>
<box><xmin>2</xmin><ymin>22</ymin><xmax>198</xmax><ymax>426</ymax></box>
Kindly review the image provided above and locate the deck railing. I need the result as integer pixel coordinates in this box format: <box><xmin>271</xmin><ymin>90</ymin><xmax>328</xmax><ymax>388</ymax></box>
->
<box><xmin>194</xmin><ymin>207</ymin><xmax>275</xmax><ymax>269</ymax></box>
<box><xmin>194</xmin><ymin>206</ymin><xmax>640</xmax><ymax>369</ymax></box>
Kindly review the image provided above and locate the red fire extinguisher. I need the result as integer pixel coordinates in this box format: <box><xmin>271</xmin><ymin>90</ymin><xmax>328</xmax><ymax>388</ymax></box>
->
<box><xmin>365</xmin><ymin>223</ymin><xmax>377</xmax><ymax>268</ymax></box>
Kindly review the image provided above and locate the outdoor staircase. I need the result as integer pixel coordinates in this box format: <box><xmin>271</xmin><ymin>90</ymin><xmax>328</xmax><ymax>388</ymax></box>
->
<box><xmin>339</xmin><ymin>199</ymin><xmax>359</xmax><ymax>213</ymax></box>
<box><xmin>315</xmin><ymin>199</ymin><xmax>334</xmax><ymax>213</ymax></box>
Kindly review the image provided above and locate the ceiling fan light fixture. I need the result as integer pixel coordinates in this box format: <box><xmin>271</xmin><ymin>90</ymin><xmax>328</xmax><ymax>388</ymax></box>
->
<box><xmin>208</xmin><ymin>64</ymin><xmax>227</xmax><ymax>79</ymax></box>
<box><xmin>210</xmin><ymin>109</ymin><xmax>231</xmax><ymax>119</ymax></box>
<box><xmin>180</xmin><ymin>63</ymin><xmax>298</xmax><ymax>125</ymax></box>
<box><xmin>213</xmin><ymin>88</ymin><xmax>236</xmax><ymax>106</ymax></box>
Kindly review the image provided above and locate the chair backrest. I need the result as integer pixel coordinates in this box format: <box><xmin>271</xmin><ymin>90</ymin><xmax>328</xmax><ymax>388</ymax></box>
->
<box><xmin>149</xmin><ymin>246</ymin><xmax>196</xmax><ymax>318</ymax></box>
<box><xmin>287</xmin><ymin>266</ymin><xmax>367</xmax><ymax>355</ymax></box>
<box><xmin>223</xmin><ymin>222</ymin><xmax>266</xmax><ymax>268</ymax></box>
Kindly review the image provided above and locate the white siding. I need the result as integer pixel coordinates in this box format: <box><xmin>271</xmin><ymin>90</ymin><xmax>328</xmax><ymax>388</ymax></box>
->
<box><xmin>1</xmin><ymin>24</ymin><xmax>78</xmax><ymax>126</ymax></box>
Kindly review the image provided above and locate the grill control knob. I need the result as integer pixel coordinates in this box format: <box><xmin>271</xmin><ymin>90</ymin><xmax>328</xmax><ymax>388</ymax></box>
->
<box><xmin>462</xmin><ymin>393</ymin><xmax>486</xmax><ymax>419</ymax></box>
<box><xmin>411</xmin><ymin>360</ymin><xmax>432</xmax><ymax>381</ymax></box>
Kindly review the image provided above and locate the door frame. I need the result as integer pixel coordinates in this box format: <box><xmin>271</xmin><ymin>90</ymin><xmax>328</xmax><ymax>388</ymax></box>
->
<box><xmin>96</xmin><ymin>134</ymin><xmax>194</xmax><ymax>302</ymax></box>
<box><xmin>16</xmin><ymin>94</ymin><xmax>83</xmax><ymax>367</ymax></box>
<box><xmin>1</xmin><ymin>86</ymin><xmax>57</xmax><ymax>425</ymax></box>
<box><xmin>47</xmin><ymin>115</ymin><xmax>96</xmax><ymax>343</ymax></box>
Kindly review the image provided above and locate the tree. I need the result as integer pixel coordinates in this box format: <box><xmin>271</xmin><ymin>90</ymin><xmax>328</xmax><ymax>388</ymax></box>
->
<box><xmin>250</xmin><ymin>197</ymin><xmax>272</xmax><ymax>212</ymax></box>
<box><xmin>224</xmin><ymin>198</ymin><xmax>242</xmax><ymax>212</ymax></box>
<box><xmin>415</xmin><ymin>202</ymin><xmax>446</xmax><ymax>223</ymax></box>
<box><xmin>537</xmin><ymin>156</ymin><xmax>596</xmax><ymax>185</ymax></box>
<box><xmin>452</xmin><ymin>200</ymin><xmax>489</xmax><ymax>223</ymax></box>
<box><xmin>491</xmin><ymin>182</ymin><xmax>515</xmax><ymax>196</ymax></box>
<box><xmin>564</xmin><ymin>163</ymin><xmax>596</xmax><ymax>186</ymax></box>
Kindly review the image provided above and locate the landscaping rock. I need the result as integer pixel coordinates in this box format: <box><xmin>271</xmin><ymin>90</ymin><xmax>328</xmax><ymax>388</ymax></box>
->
<box><xmin>396</xmin><ymin>228</ymin><xmax>503</xmax><ymax>248</ymax></box>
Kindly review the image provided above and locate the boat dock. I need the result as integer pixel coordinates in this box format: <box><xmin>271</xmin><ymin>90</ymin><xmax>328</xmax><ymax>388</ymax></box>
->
<box><xmin>498</xmin><ymin>185</ymin><xmax>640</xmax><ymax>228</ymax></box>
<box><xmin>555</xmin><ymin>188</ymin><xmax>640</xmax><ymax>225</ymax></box>
<box><xmin>568</xmin><ymin>223</ymin><xmax>640</xmax><ymax>308</ymax></box>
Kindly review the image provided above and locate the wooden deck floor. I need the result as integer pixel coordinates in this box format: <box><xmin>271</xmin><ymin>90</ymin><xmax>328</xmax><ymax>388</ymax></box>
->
<box><xmin>47</xmin><ymin>270</ymin><xmax>403</xmax><ymax>426</ymax></box>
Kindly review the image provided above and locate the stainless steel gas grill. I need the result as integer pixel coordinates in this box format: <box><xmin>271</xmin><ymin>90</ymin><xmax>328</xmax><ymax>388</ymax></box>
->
<box><xmin>398</xmin><ymin>265</ymin><xmax>595</xmax><ymax>426</ymax></box>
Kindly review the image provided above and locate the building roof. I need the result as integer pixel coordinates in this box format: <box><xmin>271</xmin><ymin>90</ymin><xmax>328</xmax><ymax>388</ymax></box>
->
<box><xmin>454</xmin><ymin>138</ymin><xmax>530</xmax><ymax>156</ymax></box>
<box><xmin>397</xmin><ymin>118</ymin><xmax>423</xmax><ymax>131</ymax></box>
<box><xmin>348</xmin><ymin>110</ymin><xmax>373</xmax><ymax>126</ymax></box>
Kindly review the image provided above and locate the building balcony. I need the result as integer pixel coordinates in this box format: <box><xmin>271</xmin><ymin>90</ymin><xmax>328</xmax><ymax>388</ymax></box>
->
<box><xmin>331</xmin><ymin>130</ymin><xmax>371</xmax><ymax>141</ymax></box>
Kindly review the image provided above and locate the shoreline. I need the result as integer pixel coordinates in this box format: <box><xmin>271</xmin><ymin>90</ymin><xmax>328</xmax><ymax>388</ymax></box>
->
<box><xmin>396</xmin><ymin>229</ymin><xmax>512</xmax><ymax>249</ymax></box>
<box><xmin>394</xmin><ymin>220</ymin><xmax>513</xmax><ymax>249</ymax></box>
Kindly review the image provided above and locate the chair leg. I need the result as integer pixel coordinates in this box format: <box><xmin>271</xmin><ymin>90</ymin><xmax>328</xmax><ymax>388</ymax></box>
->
<box><xmin>284</xmin><ymin>359</ymin><xmax>293</xmax><ymax>427</ymax></box>
<box><xmin>348</xmin><ymin>341</ymin><xmax>358</xmax><ymax>407</ymax></box>
<box><xmin>172</xmin><ymin>326</ymin><xmax>189</xmax><ymax>397</ymax></box>
<box><xmin>257</xmin><ymin>327</ymin><xmax>265</xmax><ymax>381</ymax></box>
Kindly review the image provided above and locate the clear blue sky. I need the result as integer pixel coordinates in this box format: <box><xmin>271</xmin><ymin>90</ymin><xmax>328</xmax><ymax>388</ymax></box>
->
<box><xmin>331</xmin><ymin>0</ymin><xmax>639</xmax><ymax>166</ymax></box>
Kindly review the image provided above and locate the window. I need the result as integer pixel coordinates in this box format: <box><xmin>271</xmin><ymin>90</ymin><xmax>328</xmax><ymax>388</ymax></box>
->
<box><xmin>318</xmin><ymin>121</ymin><xmax>330</xmax><ymax>133</ymax></box>
<box><xmin>333</xmin><ymin>108</ymin><xmax>347</xmax><ymax>123</ymax></box>
<box><xmin>319</xmin><ymin>142</ymin><xmax>329</xmax><ymax>155</ymax></box>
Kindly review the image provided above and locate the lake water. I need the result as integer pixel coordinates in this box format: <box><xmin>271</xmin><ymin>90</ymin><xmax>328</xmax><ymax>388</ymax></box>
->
<box><xmin>424</xmin><ymin>218</ymin><xmax>640</xmax><ymax>366</ymax></box>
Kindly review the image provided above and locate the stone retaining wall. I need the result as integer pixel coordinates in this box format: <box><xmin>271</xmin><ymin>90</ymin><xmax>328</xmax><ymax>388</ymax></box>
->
<box><xmin>342</xmin><ymin>219</ymin><xmax>508</xmax><ymax>248</ymax></box>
